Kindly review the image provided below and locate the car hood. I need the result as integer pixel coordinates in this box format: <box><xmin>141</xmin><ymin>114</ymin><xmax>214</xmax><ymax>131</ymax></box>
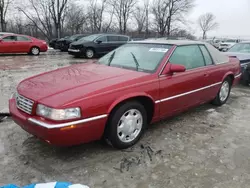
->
<box><xmin>17</xmin><ymin>63</ymin><xmax>149</xmax><ymax>107</ymax></box>
<box><xmin>224</xmin><ymin>52</ymin><xmax>250</xmax><ymax>61</ymax></box>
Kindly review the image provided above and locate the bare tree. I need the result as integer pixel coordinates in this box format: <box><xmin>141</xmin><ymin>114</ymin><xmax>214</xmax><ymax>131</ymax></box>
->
<box><xmin>152</xmin><ymin>0</ymin><xmax>170</xmax><ymax>36</ymax></box>
<box><xmin>18</xmin><ymin>0</ymin><xmax>70</xmax><ymax>39</ymax></box>
<box><xmin>88</xmin><ymin>0</ymin><xmax>108</xmax><ymax>33</ymax></box>
<box><xmin>0</xmin><ymin>0</ymin><xmax>11</xmax><ymax>31</ymax></box>
<box><xmin>111</xmin><ymin>0</ymin><xmax>137</xmax><ymax>34</ymax></box>
<box><xmin>198</xmin><ymin>13</ymin><xmax>218</xmax><ymax>39</ymax></box>
<box><xmin>152</xmin><ymin>0</ymin><xmax>194</xmax><ymax>36</ymax></box>
<box><xmin>49</xmin><ymin>0</ymin><xmax>69</xmax><ymax>38</ymax></box>
<box><xmin>166</xmin><ymin>0</ymin><xmax>194</xmax><ymax>36</ymax></box>
<box><xmin>133</xmin><ymin>0</ymin><xmax>149</xmax><ymax>35</ymax></box>
<box><xmin>18</xmin><ymin>0</ymin><xmax>54</xmax><ymax>40</ymax></box>
<box><xmin>65</xmin><ymin>3</ymin><xmax>87</xmax><ymax>34</ymax></box>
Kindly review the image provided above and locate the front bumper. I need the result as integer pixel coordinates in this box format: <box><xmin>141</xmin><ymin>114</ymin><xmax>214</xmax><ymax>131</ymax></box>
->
<box><xmin>68</xmin><ymin>48</ymin><xmax>85</xmax><ymax>56</ymax></box>
<box><xmin>9</xmin><ymin>99</ymin><xmax>108</xmax><ymax>146</ymax></box>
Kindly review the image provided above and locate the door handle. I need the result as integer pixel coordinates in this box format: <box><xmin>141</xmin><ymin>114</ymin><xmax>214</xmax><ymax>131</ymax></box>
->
<box><xmin>204</xmin><ymin>73</ymin><xmax>209</xmax><ymax>77</ymax></box>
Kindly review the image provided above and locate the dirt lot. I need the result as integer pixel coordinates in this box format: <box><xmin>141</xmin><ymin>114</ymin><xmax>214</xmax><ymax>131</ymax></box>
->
<box><xmin>1</xmin><ymin>51</ymin><xmax>250</xmax><ymax>188</ymax></box>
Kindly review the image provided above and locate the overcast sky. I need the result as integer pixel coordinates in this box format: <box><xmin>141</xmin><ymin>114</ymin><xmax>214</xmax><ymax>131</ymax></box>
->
<box><xmin>188</xmin><ymin>0</ymin><xmax>250</xmax><ymax>38</ymax></box>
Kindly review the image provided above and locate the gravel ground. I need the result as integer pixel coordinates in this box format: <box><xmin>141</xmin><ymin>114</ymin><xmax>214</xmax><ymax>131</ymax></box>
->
<box><xmin>1</xmin><ymin>52</ymin><xmax>250</xmax><ymax>188</ymax></box>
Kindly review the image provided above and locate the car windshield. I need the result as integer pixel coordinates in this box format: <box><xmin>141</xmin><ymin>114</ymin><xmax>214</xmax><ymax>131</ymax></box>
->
<box><xmin>79</xmin><ymin>34</ymin><xmax>100</xmax><ymax>42</ymax></box>
<box><xmin>97</xmin><ymin>43</ymin><xmax>173</xmax><ymax>73</ymax></box>
<box><xmin>228</xmin><ymin>43</ymin><xmax>250</xmax><ymax>53</ymax></box>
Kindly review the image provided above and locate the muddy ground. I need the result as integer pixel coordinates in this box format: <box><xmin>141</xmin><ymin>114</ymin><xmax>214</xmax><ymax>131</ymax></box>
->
<box><xmin>1</xmin><ymin>51</ymin><xmax>250</xmax><ymax>188</ymax></box>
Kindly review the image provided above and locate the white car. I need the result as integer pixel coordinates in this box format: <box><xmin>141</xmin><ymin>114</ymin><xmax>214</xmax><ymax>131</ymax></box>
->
<box><xmin>219</xmin><ymin>39</ymin><xmax>240</xmax><ymax>51</ymax></box>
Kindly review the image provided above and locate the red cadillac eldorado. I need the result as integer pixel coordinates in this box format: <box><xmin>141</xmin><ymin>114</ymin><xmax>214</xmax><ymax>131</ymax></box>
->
<box><xmin>9</xmin><ymin>40</ymin><xmax>241</xmax><ymax>149</ymax></box>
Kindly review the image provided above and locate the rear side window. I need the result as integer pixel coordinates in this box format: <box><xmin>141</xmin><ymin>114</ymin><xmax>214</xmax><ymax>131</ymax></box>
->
<box><xmin>17</xmin><ymin>36</ymin><xmax>31</xmax><ymax>41</ymax></box>
<box><xmin>199</xmin><ymin>45</ymin><xmax>213</xmax><ymax>65</ymax></box>
<box><xmin>118</xmin><ymin>36</ymin><xmax>129</xmax><ymax>42</ymax></box>
<box><xmin>97</xmin><ymin>36</ymin><xmax>107</xmax><ymax>42</ymax></box>
<box><xmin>169</xmin><ymin>45</ymin><xmax>205</xmax><ymax>70</ymax></box>
<box><xmin>2</xmin><ymin>36</ymin><xmax>16</xmax><ymax>41</ymax></box>
<box><xmin>107</xmin><ymin>36</ymin><xmax>119</xmax><ymax>42</ymax></box>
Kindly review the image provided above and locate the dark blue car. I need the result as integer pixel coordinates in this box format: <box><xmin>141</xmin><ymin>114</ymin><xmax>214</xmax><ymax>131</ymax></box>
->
<box><xmin>224</xmin><ymin>41</ymin><xmax>250</xmax><ymax>85</ymax></box>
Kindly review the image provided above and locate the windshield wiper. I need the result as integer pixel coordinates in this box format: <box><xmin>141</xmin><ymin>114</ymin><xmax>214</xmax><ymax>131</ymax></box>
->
<box><xmin>130</xmin><ymin>52</ymin><xmax>140</xmax><ymax>71</ymax></box>
<box><xmin>108</xmin><ymin>51</ymin><xmax>116</xmax><ymax>66</ymax></box>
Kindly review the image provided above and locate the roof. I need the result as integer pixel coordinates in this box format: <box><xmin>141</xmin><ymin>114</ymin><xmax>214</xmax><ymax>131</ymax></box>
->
<box><xmin>239</xmin><ymin>41</ymin><xmax>250</xmax><ymax>44</ymax></box>
<box><xmin>130</xmin><ymin>39</ymin><xmax>207</xmax><ymax>45</ymax></box>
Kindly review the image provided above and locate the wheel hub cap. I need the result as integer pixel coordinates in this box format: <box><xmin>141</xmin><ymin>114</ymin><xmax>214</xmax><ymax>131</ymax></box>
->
<box><xmin>117</xmin><ymin>109</ymin><xmax>143</xmax><ymax>143</ymax></box>
<box><xmin>86</xmin><ymin>50</ymin><xmax>93</xmax><ymax>57</ymax></box>
<box><xmin>219</xmin><ymin>81</ymin><xmax>229</xmax><ymax>102</ymax></box>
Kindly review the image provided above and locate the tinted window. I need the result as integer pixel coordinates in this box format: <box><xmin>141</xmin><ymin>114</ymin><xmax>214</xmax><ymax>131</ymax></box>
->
<box><xmin>169</xmin><ymin>45</ymin><xmax>205</xmax><ymax>70</ymax></box>
<box><xmin>2</xmin><ymin>36</ymin><xmax>16</xmax><ymax>41</ymax></box>
<box><xmin>17</xmin><ymin>36</ymin><xmax>30</xmax><ymax>41</ymax></box>
<box><xmin>107</xmin><ymin>36</ymin><xmax>119</xmax><ymax>42</ymax></box>
<box><xmin>119</xmin><ymin>36</ymin><xmax>129</xmax><ymax>41</ymax></box>
<box><xmin>199</xmin><ymin>45</ymin><xmax>213</xmax><ymax>65</ymax></box>
<box><xmin>97</xmin><ymin>36</ymin><xmax>107</xmax><ymax>42</ymax></box>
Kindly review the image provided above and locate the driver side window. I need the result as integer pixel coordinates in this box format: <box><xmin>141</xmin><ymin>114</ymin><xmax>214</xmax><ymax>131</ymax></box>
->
<box><xmin>169</xmin><ymin>45</ymin><xmax>205</xmax><ymax>70</ymax></box>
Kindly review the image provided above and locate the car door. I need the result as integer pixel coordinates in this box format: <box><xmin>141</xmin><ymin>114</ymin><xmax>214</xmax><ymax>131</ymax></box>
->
<box><xmin>198</xmin><ymin>45</ymin><xmax>225</xmax><ymax>101</ymax></box>
<box><xmin>107</xmin><ymin>35</ymin><xmax>120</xmax><ymax>51</ymax></box>
<box><xmin>15</xmin><ymin>36</ymin><xmax>32</xmax><ymax>53</ymax></box>
<box><xmin>94</xmin><ymin>35</ymin><xmax>109</xmax><ymax>54</ymax></box>
<box><xmin>159</xmin><ymin>45</ymin><xmax>209</xmax><ymax>118</ymax></box>
<box><xmin>0</xmin><ymin>35</ymin><xmax>17</xmax><ymax>53</ymax></box>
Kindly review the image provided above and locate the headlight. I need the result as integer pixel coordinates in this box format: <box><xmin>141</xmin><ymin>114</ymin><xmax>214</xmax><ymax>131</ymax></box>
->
<box><xmin>36</xmin><ymin>104</ymin><xmax>81</xmax><ymax>121</ymax></box>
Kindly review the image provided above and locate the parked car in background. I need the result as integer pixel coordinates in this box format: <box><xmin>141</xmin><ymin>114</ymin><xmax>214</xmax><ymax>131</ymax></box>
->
<box><xmin>205</xmin><ymin>39</ymin><xmax>221</xmax><ymax>49</ymax></box>
<box><xmin>68</xmin><ymin>34</ymin><xmax>130</xmax><ymax>58</ymax></box>
<box><xmin>0</xmin><ymin>34</ymin><xmax>48</xmax><ymax>55</ymax></box>
<box><xmin>219</xmin><ymin>39</ymin><xmax>240</xmax><ymax>51</ymax></box>
<box><xmin>131</xmin><ymin>38</ymin><xmax>144</xmax><ymax>41</ymax></box>
<box><xmin>54</xmin><ymin>36</ymin><xmax>69</xmax><ymax>49</ymax></box>
<box><xmin>0</xmin><ymin>32</ymin><xmax>14</xmax><ymax>37</ymax></box>
<box><xmin>49</xmin><ymin>38</ymin><xmax>58</xmax><ymax>49</ymax></box>
<box><xmin>59</xmin><ymin>34</ymin><xmax>86</xmax><ymax>52</ymax></box>
<box><xmin>10</xmin><ymin>40</ymin><xmax>241</xmax><ymax>149</ymax></box>
<box><xmin>224</xmin><ymin>41</ymin><xmax>250</xmax><ymax>85</ymax></box>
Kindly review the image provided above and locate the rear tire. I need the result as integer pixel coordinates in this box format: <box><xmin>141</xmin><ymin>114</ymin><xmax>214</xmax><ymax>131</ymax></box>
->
<box><xmin>212</xmin><ymin>77</ymin><xmax>232</xmax><ymax>106</ymax></box>
<box><xmin>30</xmin><ymin>47</ymin><xmax>40</xmax><ymax>56</ymax></box>
<box><xmin>105</xmin><ymin>101</ymin><xmax>147</xmax><ymax>149</ymax></box>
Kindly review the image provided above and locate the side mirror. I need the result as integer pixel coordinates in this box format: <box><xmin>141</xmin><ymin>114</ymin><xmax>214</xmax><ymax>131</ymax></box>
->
<box><xmin>0</xmin><ymin>39</ymin><xmax>2</xmax><ymax>42</ymax></box>
<box><xmin>96</xmin><ymin>40</ymin><xmax>102</xmax><ymax>44</ymax></box>
<box><xmin>162</xmin><ymin>63</ymin><xmax>186</xmax><ymax>74</ymax></box>
<box><xmin>170</xmin><ymin>64</ymin><xmax>186</xmax><ymax>73</ymax></box>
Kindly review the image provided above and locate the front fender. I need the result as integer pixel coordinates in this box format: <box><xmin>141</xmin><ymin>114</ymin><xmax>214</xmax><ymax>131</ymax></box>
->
<box><xmin>107</xmin><ymin>92</ymin><xmax>155</xmax><ymax>113</ymax></box>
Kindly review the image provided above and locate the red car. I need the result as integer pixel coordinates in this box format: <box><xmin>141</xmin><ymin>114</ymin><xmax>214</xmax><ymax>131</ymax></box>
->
<box><xmin>0</xmin><ymin>34</ymin><xmax>48</xmax><ymax>55</ymax></box>
<box><xmin>9</xmin><ymin>40</ymin><xmax>241</xmax><ymax>149</ymax></box>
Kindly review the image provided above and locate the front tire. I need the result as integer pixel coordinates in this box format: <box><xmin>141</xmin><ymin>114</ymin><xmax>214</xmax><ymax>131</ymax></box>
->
<box><xmin>212</xmin><ymin>78</ymin><xmax>232</xmax><ymax>106</ymax></box>
<box><xmin>105</xmin><ymin>101</ymin><xmax>147</xmax><ymax>149</ymax></box>
<box><xmin>30</xmin><ymin>47</ymin><xmax>40</xmax><ymax>56</ymax></box>
<box><xmin>85</xmin><ymin>48</ymin><xmax>95</xmax><ymax>59</ymax></box>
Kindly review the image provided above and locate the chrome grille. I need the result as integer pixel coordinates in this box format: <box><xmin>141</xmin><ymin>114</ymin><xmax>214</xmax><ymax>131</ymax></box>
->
<box><xmin>16</xmin><ymin>94</ymin><xmax>34</xmax><ymax>114</ymax></box>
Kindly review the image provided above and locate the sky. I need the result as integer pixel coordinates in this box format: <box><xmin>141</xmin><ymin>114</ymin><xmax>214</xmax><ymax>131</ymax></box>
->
<box><xmin>188</xmin><ymin>0</ymin><xmax>250</xmax><ymax>39</ymax></box>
